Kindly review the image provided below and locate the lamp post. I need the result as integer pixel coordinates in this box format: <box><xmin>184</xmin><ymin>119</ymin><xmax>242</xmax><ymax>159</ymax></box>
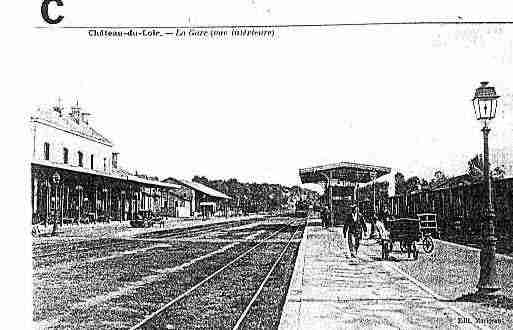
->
<box><xmin>51</xmin><ymin>172</ymin><xmax>61</xmax><ymax>236</ymax></box>
<box><xmin>472</xmin><ymin>81</ymin><xmax>501</xmax><ymax>294</ymax></box>
<box><xmin>371</xmin><ymin>171</ymin><xmax>377</xmax><ymax>216</ymax></box>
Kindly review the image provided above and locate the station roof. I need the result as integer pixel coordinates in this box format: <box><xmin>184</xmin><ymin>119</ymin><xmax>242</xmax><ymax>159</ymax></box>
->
<box><xmin>163</xmin><ymin>177</ymin><xmax>231</xmax><ymax>200</ymax></box>
<box><xmin>31</xmin><ymin>107</ymin><xmax>113</xmax><ymax>146</ymax></box>
<box><xmin>299</xmin><ymin>161</ymin><xmax>391</xmax><ymax>184</ymax></box>
<box><xmin>32</xmin><ymin>159</ymin><xmax>181</xmax><ymax>190</ymax></box>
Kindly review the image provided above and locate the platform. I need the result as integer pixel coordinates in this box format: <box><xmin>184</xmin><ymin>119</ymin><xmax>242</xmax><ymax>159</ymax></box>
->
<box><xmin>279</xmin><ymin>218</ymin><xmax>485</xmax><ymax>330</ymax></box>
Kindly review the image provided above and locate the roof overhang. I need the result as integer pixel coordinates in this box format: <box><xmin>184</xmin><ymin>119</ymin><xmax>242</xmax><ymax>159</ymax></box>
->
<box><xmin>32</xmin><ymin>160</ymin><xmax>181</xmax><ymax>190</ymax></box>
<box><xmin>163</xmin><ymin>177</ymin><xmax>231</xmax><ymax>200</ymax></box>
<box><xmin>299</xmin><ymin>161</ymin><xmax>391</xmax><ymax>184</ymax></box>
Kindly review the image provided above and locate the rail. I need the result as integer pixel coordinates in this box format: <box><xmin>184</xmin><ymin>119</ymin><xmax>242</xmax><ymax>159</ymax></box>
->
<box><xmin>130</xmin><ymin>219</ymin><xmax>300</xmax><ymax>329</ymax></box>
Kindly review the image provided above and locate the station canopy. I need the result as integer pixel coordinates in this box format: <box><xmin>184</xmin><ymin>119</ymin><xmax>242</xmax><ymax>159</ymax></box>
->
<box><xmin>299</xmin><ymin>161</ymin><xmax>391</xmax><ymax>185</ymax></box>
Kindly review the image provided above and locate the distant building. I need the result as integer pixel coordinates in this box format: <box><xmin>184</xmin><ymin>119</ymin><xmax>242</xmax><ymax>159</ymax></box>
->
<box><xmin>162</xmin><ymin>177</ymin><xmax>231</xmax><ymax>218</ymax></box>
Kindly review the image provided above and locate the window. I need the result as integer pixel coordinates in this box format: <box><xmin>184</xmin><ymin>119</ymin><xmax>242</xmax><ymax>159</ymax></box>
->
<box><xmin>44</xmin><ymin>142</ymin><xmax>50</xmax><ymax>160</ymax></box>
<box><xmin>112</xmin><ymin>152</ymin><xmax>118</xmax><ymax>169</ymax></box>
<box><xmin>103</xmin><ymin>157</ymin><xmax>107</xmax><ymax>171</ymax></box>
<box><xmin>90</xmin><ymin>154</ymin><xmax>94</xmax><ymax>170</ymax></box>
<box><xmin>78</xmin><ymin>151</ymin><xmax>83</xmax><ymax>167</ymax></box>
<box><xmin>63</xmin><ymin>148</ymin><xmax>68</xmax><ymax>164</ymax></box>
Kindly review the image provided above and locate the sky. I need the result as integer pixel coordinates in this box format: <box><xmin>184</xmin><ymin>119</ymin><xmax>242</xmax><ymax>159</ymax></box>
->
<box><xmin>26</xmin><ymin>1</ymin><xmax>513</xmax><ymax>188</ymax></box>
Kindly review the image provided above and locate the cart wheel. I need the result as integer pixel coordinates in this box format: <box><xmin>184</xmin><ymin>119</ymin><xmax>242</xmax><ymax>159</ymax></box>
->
<box><xmin>423</xmin><ymin>236</ymin><xmax>434</xmax><ymax>253</ymax></box>
<box><xmin>31</xmin><ymin>225</ymin><xmax>40</xmax><ymax>238</ymax></box>
<box><xmin>400</xmin><ymin>241</ymin><xmax>408</xmax><ymax>253</ymax></box>
<box><xmin>412</xmin><ymin>243</ymin><xmax>419</xmax><ymax>260</ymax></box>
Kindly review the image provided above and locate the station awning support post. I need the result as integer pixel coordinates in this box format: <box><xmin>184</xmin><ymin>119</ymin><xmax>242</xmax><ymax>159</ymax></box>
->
<box><xmin>371</xmin><ymin>171</ymin><xmax>377</xmax><ymax>216</ymax></box>
<box><xmin>329</xmin><ymin>171</ymin><xmax>333</xmax><ymax>227</ymax></box>
<box><xmin>316</xmin><ymin>170</ymin><xmax>333</xmax><ymax>227</ymax></box>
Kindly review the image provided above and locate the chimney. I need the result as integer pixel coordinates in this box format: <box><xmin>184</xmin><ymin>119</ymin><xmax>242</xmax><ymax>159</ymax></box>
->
<box><xmin>69</xmin><ymin>100</ymin><xmax>83</xmax><ymax>124</ymax></box>
<box><xmin>53</xmin><ymin>97</ymin><xmax>63</xmax><ymax>116</ymax></box>
<box><xmin>81</xmin><ymin>112</ymin><xmax>91</xmax><ymax>125</ymax></box>
<box><xmin>70</xmin><ymin>106</ymin><xmax>81</xmax><ymax>124</ymax></box>
<box><xmin>53</xmin><ymin>105</ymin><xmax>62</xmax><ymax>116</ymax></box>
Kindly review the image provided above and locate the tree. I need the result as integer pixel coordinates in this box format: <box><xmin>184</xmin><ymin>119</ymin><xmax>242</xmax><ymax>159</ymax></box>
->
<box><xmin>395</xmin><ymin>172</ymin><xmax>406</xmax><ymax>195</ymax></box>
<box><xmin>467</xmin><ymin>154</ymin><xmax>504</xmax><ymax>179</ymax></box>
<box><xmin>190</xmin><ymin>175</ymin><xmax>320</xmax><ymax>213</ymax></box>
<box><xmin>429</xmin><ymin>170</ymin><xmax>447</xmax><ymax>188</ymax></box>
<box><xmin>434</xmin><ymin>170</ymin><xmax>446</xmax><ymax>183</ymax></box>
<box><xmin>468</xmin><ymin>154</ymin><xmax>484</xmax><ymax>177</ymax></box>
<box><xmin>492</xmin><ymin>166</ymin><xmax>506</xmax><ymax>179</ymax></box>
<box><xmin>404</xmin><ymin>176</ymin><xmax>422</xmax><ymax>192</ymax></box>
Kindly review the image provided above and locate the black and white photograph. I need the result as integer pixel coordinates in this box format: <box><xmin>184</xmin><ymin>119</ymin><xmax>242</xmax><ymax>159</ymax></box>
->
<box><xmin>5</xmin><ymin>0</ymin><xmax>513</xmax><ymax>328</ymax></box>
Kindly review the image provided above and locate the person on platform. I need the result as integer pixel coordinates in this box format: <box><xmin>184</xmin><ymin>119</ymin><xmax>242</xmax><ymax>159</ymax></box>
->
<box><xmin>375</xmin><ymin>216</ymin><xmax>390</xmax><ymax>258</ymax></box>
<box><xmin>369</xmin><ymin>213</ymin><xmax>378</xmax><ymax>239</ymax></box>
<box><xmin>381</xmin><ymin>207</ymin><xmax>391</xmax><ymax>230</ymax></box>
<box><xmin>321</xmin><ymin>206</ymin><xmax>329</xmax><ymax>228</ymax></box>
<box><xmin>345</xmin><ymin>205</ymin><xmax>367</xmax><ymax>258</ymax></box>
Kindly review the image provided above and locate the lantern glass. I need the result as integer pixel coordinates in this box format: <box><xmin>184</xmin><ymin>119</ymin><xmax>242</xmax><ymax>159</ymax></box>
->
<box><xmin>472</xmin><ymin>81</ymin><xmax>500</xmax><ymax>121</ymax></box>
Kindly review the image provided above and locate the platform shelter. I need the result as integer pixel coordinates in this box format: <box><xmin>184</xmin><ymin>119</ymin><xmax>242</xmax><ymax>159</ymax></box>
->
<box><xmin>299</xmin><ymin>161</ymin><xmax>391</xmax><ymax>226</ymax></box>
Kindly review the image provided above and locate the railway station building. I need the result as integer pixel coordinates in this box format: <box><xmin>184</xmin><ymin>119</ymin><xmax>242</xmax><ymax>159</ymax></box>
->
<box><xmin>299</xmin><ymin>161</ymin><xmax>392</xmax><ymax>226</ymax></box>
<box><xmin>299</xmin><ymin>157</ymin><xmax>513</xmax><ymax>238</ymax></box>
<box><xmin>162</xmin><ymin>177</ymin><xmax>232</xmax><ymax>218</ymax></box>
<box><xmin>30</xmin><ymin>103</ymin><xmax>191</xmax><ymax>226</ymax></box>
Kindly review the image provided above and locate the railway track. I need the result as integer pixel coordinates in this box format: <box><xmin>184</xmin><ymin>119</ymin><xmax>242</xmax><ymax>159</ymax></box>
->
<box><xmin>232</xmin><ymin>221</ymin><xmax>301</xmax><ymax>329</ymax></box>
<box><xmin>135</xmin><ymin>218</ymin><xmax>256</xmax><ymax>239</ymax></box>
<box><xmin>130</xmin><ymin>219</ymin><xmax>303</xmax><ymax>329</ymax></box>
<box><xmin>32</xmin><ymin>218</ymin><xmax>256</xmax><ymax>260</ymax></box>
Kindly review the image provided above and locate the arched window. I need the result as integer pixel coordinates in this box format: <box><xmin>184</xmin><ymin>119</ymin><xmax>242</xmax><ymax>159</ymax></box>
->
<box><xmin>78</xmin><ymin>151</ymin><xmax>83</xmax><ymax>167</ymax></box>
<box><xmin>44</xmin><ymin>142</ymin><xmax>50</xmax><ymax>160</ymax></box>
<box><xmin>63</xmin><ymin>148</ymin><xmax>68</xmax><ymax>164</ymax></box>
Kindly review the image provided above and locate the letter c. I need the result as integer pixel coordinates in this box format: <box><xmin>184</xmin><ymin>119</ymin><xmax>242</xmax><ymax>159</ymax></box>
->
<box><xmin>41</xmin><ymin>0</ymin><xmax>64</xmax><ymax>25</ymax></box>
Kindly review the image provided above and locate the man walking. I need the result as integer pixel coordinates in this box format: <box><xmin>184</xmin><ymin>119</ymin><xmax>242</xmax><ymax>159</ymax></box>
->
<box><xmin>345</xmin><ymin>205</ymin><xmax>366</xmax><ymax>258</ymax></box>
<box><xmin>369</xmin><ymin>213</ymin><xmax>378</xmax><ymax>239</ymax></box>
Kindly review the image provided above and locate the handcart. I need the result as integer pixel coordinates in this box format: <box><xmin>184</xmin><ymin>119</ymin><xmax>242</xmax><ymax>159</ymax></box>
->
<box><xmin>382</xmin><ymin>218</ymin><xmax>421</xmax><ymax>260</ymax></box>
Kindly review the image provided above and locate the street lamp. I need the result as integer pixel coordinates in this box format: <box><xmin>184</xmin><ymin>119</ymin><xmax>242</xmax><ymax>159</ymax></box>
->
<box><xmin>472</xmin><ymin>81</ymin><xmax>501</xmax><ymax>294</ymax></box>
<box><xmin>51</xmin><ymin>172</ymin><xmax>61</xmax><ymax>236</ymax></box>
